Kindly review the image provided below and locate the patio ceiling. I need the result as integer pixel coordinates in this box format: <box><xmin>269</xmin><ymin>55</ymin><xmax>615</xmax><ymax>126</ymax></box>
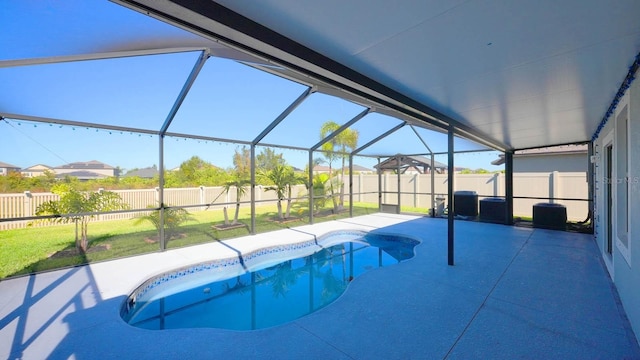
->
<box><xmin>114</xmin><ymin>0</ymin><xmax>640</xmax><ymax>151</ymax></box>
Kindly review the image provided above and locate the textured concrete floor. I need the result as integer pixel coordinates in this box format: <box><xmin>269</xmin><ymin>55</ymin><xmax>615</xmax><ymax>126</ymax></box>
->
<box><xmin>1</xmin><ymin>213</ymin><xmax>639</xmax><ymax>359</ymax></box>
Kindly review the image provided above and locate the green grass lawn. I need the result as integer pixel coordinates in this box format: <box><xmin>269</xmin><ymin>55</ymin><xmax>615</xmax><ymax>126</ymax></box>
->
<box><xmin>0</xmin><ymin>202</ymin><xmax>385</xmax><ymax>279</ymax></box>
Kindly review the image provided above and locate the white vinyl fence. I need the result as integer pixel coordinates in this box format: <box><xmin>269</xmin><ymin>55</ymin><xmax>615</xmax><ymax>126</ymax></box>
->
<box><xmin>0</xmin><ymin>172</ymin><xmax>589</xmax><ymax>230</ymax></box>
<box><xmin>0</xmin><ymin>186</ymin><xmax>285</xmax><ymax>230</ymax></box>
<box><xmin>351</xmin><ymin>171</ymin><xmax>588</xmax><ymax>221</ymax></box>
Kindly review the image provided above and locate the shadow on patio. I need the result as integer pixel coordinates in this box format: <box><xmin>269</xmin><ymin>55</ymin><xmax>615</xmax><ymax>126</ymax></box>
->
<box><xmin>1</xmin><ymin>214</ymin><xmax>638</xmax><ymax>359</ymax></box>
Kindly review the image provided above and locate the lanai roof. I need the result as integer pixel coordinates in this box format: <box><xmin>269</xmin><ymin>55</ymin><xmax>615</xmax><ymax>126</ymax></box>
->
<box><xmin>119</xmin><ymin>0</ymin><xmax>640</xmax><ymax>150</ymax></box>
<box><xmin>2</xmin><ymin>0</ymin><xmax>639</xmax><ymax>155</ymax></box>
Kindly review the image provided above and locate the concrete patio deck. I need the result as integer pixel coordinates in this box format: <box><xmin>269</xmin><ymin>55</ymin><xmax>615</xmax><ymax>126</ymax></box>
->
<box><xmin>1</xmin><ymin>213</ymin><xmax>639</xmax><ymax>359</ymax></box>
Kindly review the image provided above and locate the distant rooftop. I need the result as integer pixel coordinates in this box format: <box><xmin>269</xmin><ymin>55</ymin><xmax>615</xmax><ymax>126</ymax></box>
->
<box><xmin>55</xmin><ymin>170</ymin><xmax>108</xmax><ymax>180</ymax></box>
<box><xmin>124</xmin><ymin>166</ymin><xmax>159</xmax><ymax>179</ymax></box>
<box><xmin>0</xmin><ymin>161</ymin><xmax>20</xmax><ymax>169</ymax></box>
<box><xmin>58</xmin><ymin>160</ymin><xmax>114</xmax><ymax>170</ymax></box>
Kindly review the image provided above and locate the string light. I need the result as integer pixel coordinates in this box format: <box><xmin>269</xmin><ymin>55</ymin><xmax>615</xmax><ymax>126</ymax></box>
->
<box><xmin>592</xmin><ymin>52</ymin><xmax>639</xmax><ymax>142</ymax></box>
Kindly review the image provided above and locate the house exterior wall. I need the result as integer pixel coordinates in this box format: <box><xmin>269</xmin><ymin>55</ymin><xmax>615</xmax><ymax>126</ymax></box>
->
<box><xmin>22</xmin><ymin>165</ymin><xmax>54</xmax><ymax>178</ymax></box>
<box><xmin>514</xmin><ymin>153</ymin><xmax>588</xmax><ymax>173</ymax></box>
<box><xmin>593</xmin><ymin>76</ymin><xmax>640</xmax><ymax>345</ymax></box>
<box><xmin>0</xmin><ymin>166</ymin><xmax>20</xmax><ymax>176</ymax></box>
<box><xmin>614</xmin><ymin>76</ymin><xmax>640</xmax><ymax>343</ymax></box>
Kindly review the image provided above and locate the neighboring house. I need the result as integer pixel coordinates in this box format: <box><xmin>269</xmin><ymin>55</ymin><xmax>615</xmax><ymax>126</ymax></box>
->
<box><xmin>54</xmin><ymin>160</ymin><xmax>116</xmax><ymax>180</ymax></box>
<box><xmin>0</xmin><ymin>161</ymin><xmax>21</xmax><ymax>176</ymax></box>
<box><xmin>21</xmin><ymin>164</ymin><xmax>55</xmax><ymax>178</ymax></box>
<box><xmin>124</xmin><ymin>166</ymin><xmax>159</xmax><ymax>179</ymax></box>
<box><xmin>312</xmin><ymin>165</ymin><xmax>332</xmax><ymax>174</ymax></box>
<box><xmin>374</xmin><ymin>155</ymin><xmax>448</xmax><ymax>174</ymax></box>
<box><xmin>491</xmin><ymin>144</ymin><xmax>588</xmax><ymax>172</ymax></box>
<box><xmin>55</xmin><ymin>170</ymin><xmax>109</xmax><ymax>181</ymax></box>
<box><xmin>350</xmin><ymin>164</ymin><xmax>373</xmax><ymax>174</ymax></box>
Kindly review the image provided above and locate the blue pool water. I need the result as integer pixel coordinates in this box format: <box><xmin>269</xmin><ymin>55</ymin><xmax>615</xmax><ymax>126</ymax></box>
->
<box><xmin>122</xmin><ymin>231</ymin><xmax>418</xmax><ymax>331</ymax></box>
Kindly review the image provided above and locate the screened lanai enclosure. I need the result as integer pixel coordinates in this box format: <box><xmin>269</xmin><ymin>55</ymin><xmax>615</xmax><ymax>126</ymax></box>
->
<box><xmin>0</xmin><ymin>0</ymin><xmax>504</xmax><ymax>277</ymax></box>
<box><xmin>2</xmin><ymin>0</ymin><xmax>634</xmax><ymax>277</ymax></box>
<box><xmin>3</xmin><ymin>1</ymin><xmax>640</xmax><ymax>356</ymax></box>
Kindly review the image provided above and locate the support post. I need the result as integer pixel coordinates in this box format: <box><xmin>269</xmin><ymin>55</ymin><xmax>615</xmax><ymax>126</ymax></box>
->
<box><xmin>431</xmin><ymin>153</ymin><xmax>436</xmax><ymax>217</ymax></box>
<box><xmin>250</xmin><ymin>144</ymin><xmax>256</xmax><ymax>234</ymax></box>
<box><xmin>447</xmin><ymin>127</ymin><xmax>455</xmax><ymax>266</ymax></box>
<box><xmin>309</xmin><ymin>150</ymin><xmax>314</xmax><ymax>225</ymax></box>
<box><xmin>377</xmin><ymin>158</ymin><xmax>382</xmax><ymax>211</ymax></box>
<box><xmin>158</xmin><ymin>135</ymin><xmax>166</xmax><ymax>250</ymax></box>
<box><xmin>397</xmin><ymin>156</ymin><xmax>401</xmax><ymax>213</ymax></box>
<box><xmin>349</xmin><ymin>155</ymin><xmax>353</xmax><ymax>218</ymax></box>
<box><xmin>587</xmin><ymin>142</ymin><xmax>594</xmax><ymax>224</ymax></box>
<box><xmin>505</xmin><ymin>151</ymin><xmax>514</xmax><ymax>225</ymax></box>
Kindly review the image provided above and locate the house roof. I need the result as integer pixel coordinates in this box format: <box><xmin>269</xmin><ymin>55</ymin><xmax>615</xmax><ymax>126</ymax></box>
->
<box><xmin>0</xmin><ymin>161</ymin><xmax>20</xmax><ymax>169</ymax></box>
<box><xmin>57</xmin><ymin>160</ymin><xmax>114</xmax><ymax>170</ymax></box>
<box><xmin>124</xmin><ymin>166</ymin><xmax>159</xmax><ymax>178</ymax></box>
<box><xmin>22</xmin><ymin>164</ymin><xmax>54</xmax><ymax>171</ymax></box>
<box><xmin>350</xmin><ymin>164</ymin><xmax>372</xmax><ymax>172</ymax></box>
<box><xmin>55</xmin><ymin>170</ymin><xmax>108</xmax><ymax>180</ymax></box>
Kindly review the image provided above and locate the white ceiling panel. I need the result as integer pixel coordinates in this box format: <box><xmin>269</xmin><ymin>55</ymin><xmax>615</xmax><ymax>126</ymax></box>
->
<box><xmin>3</xmin><ymin>0</ymin><xmax>639</xmax><ymax>152</ymax></box>
<box><xmin>163</xmin><ymin>0</ymin><xmax>640</xmax><ymax>150</ymax></box>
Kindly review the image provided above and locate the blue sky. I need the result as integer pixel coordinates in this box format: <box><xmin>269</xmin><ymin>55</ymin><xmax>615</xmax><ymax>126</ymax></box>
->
<box><xmin>1</xmin><ymin>0</ymin><xmax>504</xmax><ymax>173</ymax></box>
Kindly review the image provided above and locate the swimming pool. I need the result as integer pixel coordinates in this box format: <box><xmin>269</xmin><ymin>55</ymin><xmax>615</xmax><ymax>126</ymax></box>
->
<box><xmin>122</xmin><ymin>230</ymin><xmax>419</xmax><ymax>331</ymax></box>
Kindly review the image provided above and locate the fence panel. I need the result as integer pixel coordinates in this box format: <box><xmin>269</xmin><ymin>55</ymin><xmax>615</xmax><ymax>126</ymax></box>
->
<box><xmin>0</xmin><ymin>172</ymin><xmax>590</xmax><ymax>230</ymax></box>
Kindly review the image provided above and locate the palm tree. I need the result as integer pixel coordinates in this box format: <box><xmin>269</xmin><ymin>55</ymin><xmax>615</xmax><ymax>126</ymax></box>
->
<box><xmin>261</xmin><ymin>165</ymin><xmax>290</xmax><ymax>220</ymax></box>
<box><xmin>223</xmin><ymin>171</ymin><xmax>250</xmax><ymax>225</ymax></box>
<box><xmin>285</xmin><ymin>171</ymin><xmax>307</xmax><ymax>219</ymax></box>
<box><xmin>262</xmin><ymin>165</ymin><xmax>307</xmax><ymax>220</ymax></box>
<box><xmin>311</xmin><ymin>172</ymin><xmax>330</xmax><ymax>214</ymax></box>
<box><xmin>133</xmin><ymin>203</ymin><xmax>195</xmax><ymax>243</ymax></box>
<box><xmin>319</xmin><ymin>121</ymin><xmax>359</xmax><ymax>211</ymax></box>
<box><xmin>320</xmin><ymin>122</ymin><xmax>340</xmax><ymax>212</ymax></box>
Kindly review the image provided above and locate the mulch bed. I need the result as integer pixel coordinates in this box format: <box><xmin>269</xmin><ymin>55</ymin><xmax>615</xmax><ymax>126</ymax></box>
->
<box><xmin>267</xmin><ymin>217</ymin><xmax>302</xmax><ymax>224</ymax></box>
<box><xmin>212</xmin><ymin>223</ymin><xmax>248</xmax><ymax>231</ymax></box>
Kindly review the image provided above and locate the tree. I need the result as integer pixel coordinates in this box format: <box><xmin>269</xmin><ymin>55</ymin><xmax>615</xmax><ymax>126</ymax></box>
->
<box><xmin>319</xmin><ymin>121</ymin><xmax>359</xmax><ymax>211</ymax></box>
<box><xmin>285</xmin><ymin>171</ymin><xmax>307</xmax><ymax>219</ymax></box>
<box><xmin>256</xmin><ymin>147</ymin><xmax>286</xmax><ymax>172</ymax></box>
<box><xmin>180</xmin><ymin>156</ymin><xmax>208</xmax><ymax>181</ymax></box>
<box><xmin>233</xmin><ymin>146</ymin><xmax>251</xmax><ymax>178</ymax></box>
<box><xmin>133</xmin><ymin>203</ymin><xmax>195</xmax><ymax>243</ymax></box>
<box><xmin>223</xmin><ymin>171</ymin><xmax>250</xmax><ymax>225</ymax></box>
<box><xmin>221</xmin><ymin>147</ymin><xmax>252</xmax><ymax>225</ymax></box>
<box><xmin>178</xmin><ymin>156</ymin><xmax>214</xmax><ymax>186</ymax></box>
<box><xmin>165</xmin><ymin>156</ymin><xmax>228</xmax><ymax>187</ymax></box>
<box><xmin>311</xmin><ymin>172</ymin><xmax>330</xmax><ymax>214</ymax></box>
<box><xmin>261</xmin><ymin>164</ymin><xmax>306</xmax><ymax>220</ymax></box>
<box><xmin>34</xmin><ymin>184</ymin><xmax>128</xmax><ymax>252</ymax></box>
